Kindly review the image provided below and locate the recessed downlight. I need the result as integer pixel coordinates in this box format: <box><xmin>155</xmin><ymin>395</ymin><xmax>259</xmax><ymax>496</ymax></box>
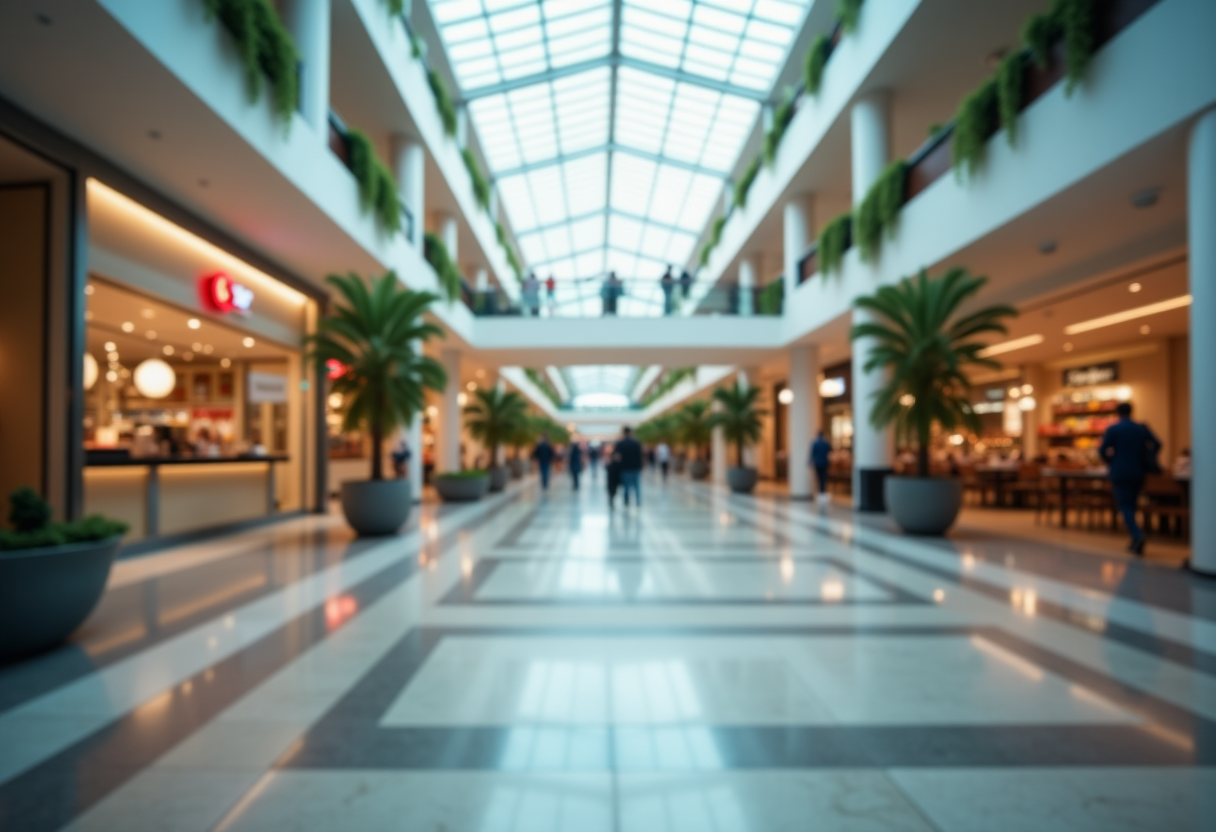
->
<box><xmin>1129</xmin><ymin>283</ymin><xmax>1142</xmax><ymax>293</ymax></box>
<box><xmin>242</xmin><ymin>336</ymin><xmax>255</xmax><ymax>348</ymax></box>
<box><xmin>187</xmin><ymin>318</ymin><xmax>201</xmax><ymax>329</ymax></box>
<box><xmin>121</xmin><ymin>321</ymin><xmax>135</xmax><ymax>333</ymax></box>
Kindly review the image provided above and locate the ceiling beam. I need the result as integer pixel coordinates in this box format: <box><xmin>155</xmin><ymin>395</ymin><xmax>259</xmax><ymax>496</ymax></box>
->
<box><xmin>516</xmin><ymin>208</ymin><xmax>697</xmax><ymax>239</ymax></box>
<box><xmin>492</xmin><ymin>143</ymin><xmax>725</xmax><ymax>181</ymax></box>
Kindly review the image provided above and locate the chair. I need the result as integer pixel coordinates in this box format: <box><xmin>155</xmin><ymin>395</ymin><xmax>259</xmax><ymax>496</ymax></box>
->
<box><xmin>1142</xmin><ymin>474</ymin><xmax>1189</xmax><ymax>538</ymax></box>
<box><xmin>1006</xmin><ymin>464</ymin><xmax>1042</xmax><ymax>509</ymax></box>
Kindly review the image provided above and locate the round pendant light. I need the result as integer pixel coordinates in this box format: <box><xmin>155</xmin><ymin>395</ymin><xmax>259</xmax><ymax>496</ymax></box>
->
<box><xmin>133</xmin><ymin>358</ymin><xmax>176</xmax><ymax>399</ymax></box>
<box><xmin>83</xmin><ymin>352</ymin><xmax>99</xmax><ymax>390</ymax></box>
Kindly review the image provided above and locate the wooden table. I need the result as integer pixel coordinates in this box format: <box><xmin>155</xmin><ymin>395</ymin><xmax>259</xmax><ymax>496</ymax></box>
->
<box><xmin>1039</xmin><ymin>468</ymin><xmax>1109</xmax><ymax>529</ymax></box>
<box><xmin>973</xmin><ymin>465</ymin><xmax>1021</xmax><ymax>507</ymax></box>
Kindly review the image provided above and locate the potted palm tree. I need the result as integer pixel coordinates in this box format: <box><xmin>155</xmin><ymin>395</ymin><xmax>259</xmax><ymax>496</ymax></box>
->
<box><xmin>709</xmin><ymin>380</ymin><xmax>767</xmax><ymax>493</ymax></box>
<box><xmin>850</xmin><ymin>267</ymin><xmax>1016</xmax><ymax>534</ymax></box>
<box><xmin>306</xmin><ymin>272</ymin><xmax>446</xmax><ymax>535</ymax></box>
<box><xmin>0</xmin><ymin>487</ymin><xmax>128</xmax><ymax>659</ymax></box>
<box><xmin>463</xmin><ymin>387</ymin><xmax>528</xmax><ymax>492</ymax></box>
<box><xmin>676</xmin><ymin>400</ymin><xmax>713</xmax><ymax>480</ymax></box>
<box><xmin>506</xmin><ymin>417</ymin><xmax>537</xmax><ymax>479</ymax></box>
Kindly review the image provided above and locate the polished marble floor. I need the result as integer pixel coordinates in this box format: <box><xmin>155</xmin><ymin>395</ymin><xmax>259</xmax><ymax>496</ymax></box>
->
<box><xmin>1</xmin><ymin>473</ymin><xmax>1214</xmax><ymax>831</ymax></box>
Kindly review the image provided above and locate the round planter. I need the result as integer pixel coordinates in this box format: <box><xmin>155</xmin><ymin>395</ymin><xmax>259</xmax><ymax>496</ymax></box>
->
<box><xmin>885</xmin><ymin>476</ymin><xmax>963</xmax><ymax>535</ymax></box>
<box><xmin>488</xmin><ymin>466</ymin><xmax>510</xmax><ymax>492</ymax></box>
<box><xmin>0</xmin><ymin>536</ymin><xmax>121</xmax><ymax>661</ymax></box>
<box><xmin>687</xmin><ymin>459</ymin><xmax>709</xmax><ymax>480</ymax></box>
<box><xmin>508</xmin><ymin>459</ymin><xmax>528</xmax><ymax>479</ymax></box>
<box><xmin>726</xmin><ymin>466</ymin><xmax>758</xmax><ymax>494</ymax></box>
<box><xmin>434</xmin><ymin>475</ymin><xmax>490</xmax><ymax>502</ymax></box>
<box><xmin>341</xmin><ymin>479</ymin><xmax>412</xmax><ymax>536</ymax></box>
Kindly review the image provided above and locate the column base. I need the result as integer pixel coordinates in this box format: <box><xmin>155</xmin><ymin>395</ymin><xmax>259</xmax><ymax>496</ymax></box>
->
<box><xmin>854</xmin><ymin>467</ymin><xmax>893</xmax><ymax>512</ymax></box>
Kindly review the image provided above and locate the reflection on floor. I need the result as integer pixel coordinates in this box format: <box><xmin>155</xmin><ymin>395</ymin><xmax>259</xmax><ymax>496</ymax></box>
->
<box><xmin>1</xmin><ymin>473</ymin><xmax>1214</xmax><ymax>831</ymax></box>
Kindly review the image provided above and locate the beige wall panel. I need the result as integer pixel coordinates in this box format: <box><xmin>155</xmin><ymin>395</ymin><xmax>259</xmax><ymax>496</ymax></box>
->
<box><xmin>159</xmin><ymin>464</ymin><xmax>270</xmax><ymax>535</ymax></box>
<box><xmin>83</xmin><ymin>468</ymin><xmax>148</xmax><ymax>541</ymax></box>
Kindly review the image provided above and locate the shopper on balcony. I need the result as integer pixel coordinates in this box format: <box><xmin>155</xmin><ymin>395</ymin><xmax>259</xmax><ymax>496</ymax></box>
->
<box><xmin>602</xmin><ymin>271</ymin><xmax>623</xmax><ymax>316</ymax></box>
<box><xmin>679</xmin><ymin>268</ymin><xmax>693</xmax><ymax>299</ymax></box>
<box><xmin>613</xmin><ymin>427</ymin><xmax>644</xmax><ymax>507</ymax></box>
<box><xmin>523</xmin><ymin>272</ymin><xmax>541</xmax><ymax>317</ymax></box>
<box><xmin>660</xmin><ymin>266</ymin><xmax>677</xmax><ymax>315</ymax></box>
<box><xmin>545</xmin><ymin>274</ymin><xmax>557</xmax><ymax>314</ymax></box>
<box><xmin>1098</xmin><ymin>401</ymin><xmax>1162</xmax><ymax>556</ymax></box>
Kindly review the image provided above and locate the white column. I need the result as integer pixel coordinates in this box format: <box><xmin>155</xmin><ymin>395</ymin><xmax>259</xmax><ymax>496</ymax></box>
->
<box><xmin>439</xmin><ymin>349</ymin><xmax>462</xmax><ymax>473</ymax></box>
<box><xmin>438</xmin><ymin>213</ymin><xmax>459</xmax><ymax>262</ymax></box>
<box><xmin>783</xmin><ymin>195</ymin><xmax>814</xmax><ymax>298</ymax></box>
<box><xmin>851</xmin><ymin>90</ymin><xmax>891</xmax><ymax>202</ymax></box>
<box><xmin>738</xmin><ymin>368</ymin><xmax>761</xmax><ymax>469</ymax></box>
<box><xmin>285</xmin><ymin>0</ymin><xmax>330</xmax><ymax>137</ymax></box>
<box><xmin>850</xmin><ymin>90</ymin><xmax>894</xmax><ymax>511</ymax></box>
<box><xmin>475</xmin><ymin>268</ymin><xmax>489</xmax><ymax>292</ymax></box>
<box><xmin>788</xmin><ymin>344</ymin><xmax>820</xmax><ymax>499</ymax></box>
<box><xmin>456</xmin><ymin>106</ymin><xmax>469</xmax><ymax>148</ymax></box>
<box><xmin>392</xmin><ymin>134</ymin><xmax>425</xmax><ymax>249</ymax></box>
<box><xmin>737</xmin><ymin>257</ymin><xmax>756</xmax><ymax>316</ymax></box>
<box><xmin>1189</xmin><ymin>108</ymin><xmax>1216</xmax><ymax>575</ymax></box>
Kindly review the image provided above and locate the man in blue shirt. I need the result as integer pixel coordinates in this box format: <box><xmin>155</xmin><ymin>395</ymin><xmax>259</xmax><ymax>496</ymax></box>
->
<box><xmin>1098</xmin><ymin>402</ymin><xmax>1162</xmax><ymax>555</ymax></box>
<box><xmin>532</xmin><ymin>435</ymin><xmax>555</xmax><ymax>491</ymax></box>
<box><xmin>614</xmin><ymin>427</ymin><xmax>644</xmax><ymax>507</ymax></box>
<box><xmin>809</xmin><ymin>431</ymin><xmax>832</xmax><ymax>502</ymax></box>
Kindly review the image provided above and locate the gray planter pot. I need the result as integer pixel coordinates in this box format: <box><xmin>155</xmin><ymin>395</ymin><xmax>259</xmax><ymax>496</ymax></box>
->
<box><xmin>508</xmin><ymin>458</ymin><xmax>528</xmax><ymax>479</ymax></box>
<box><xmin>726</xmin><ymin>466</ymin><xmax>758</xmax><ymax>493</ymax></box>
<box><xmin>0</xmin><ymin>536</ymin><xmax>121</xmax><ymax>660</ymax></box>
<box><xmin>341</xmin><ymin>479</ymin><xmax>411</xmax><ymax>536</ymax></box>
<box><xmin>488</xmin><ymin>466</ymin><xmax>510</xmax><ymax>492</ymax></box>
<box><xmin>885</xmin><ymin>476</ymin><xmax>964</xmax><ymax>535</ymax></box>
<box><xmin>434</xmin><ymin>475</ymin><xmax>490</xmax><ymax>502</ymax></box>
<box><xmin>688</xmin><ymin>459</ymin><xmax>709</xmax><ymax>480</ymax></box>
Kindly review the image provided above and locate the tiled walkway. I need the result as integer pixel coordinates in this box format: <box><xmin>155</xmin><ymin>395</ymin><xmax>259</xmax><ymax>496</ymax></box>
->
<box><xmin>1</xmin><ymin>473</ymin><xmax>1214</xmax><ymax>830</ymax></box>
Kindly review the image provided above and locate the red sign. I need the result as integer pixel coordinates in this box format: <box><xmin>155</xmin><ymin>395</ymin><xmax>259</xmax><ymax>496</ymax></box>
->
<box><xmin>325</xmin><ymin>359</ymin><xmax>348</xmax><ymax>380</ymax></box>
<box><xmin>201</xmin><ymin>273</ymin><xmax>254</xmax><ymax>314</ymax></box>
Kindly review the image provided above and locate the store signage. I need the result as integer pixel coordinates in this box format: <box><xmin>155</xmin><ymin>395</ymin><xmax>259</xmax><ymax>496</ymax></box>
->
<box><xmin>247</xmin><ymin>371</ymin><xmax>288</xmax><ymax>404</ymax></box>
<box><xmin>1062</xmin><ymin>361</ymin><xmax>1119</xmax><ymax>388</ymax></box>
<box><xmin>201</xmin><ymin>273</ymin><xmax>254</xmax><ymax>314</ymax></box>
<box><xmin>325</xmin><ymin>359</ymin><xmax>348</xmax><ymax>380</ymax></box>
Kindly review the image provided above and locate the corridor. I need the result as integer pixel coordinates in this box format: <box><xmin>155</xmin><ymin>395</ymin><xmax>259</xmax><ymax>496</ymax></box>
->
<box><xmin>1</xmin><ymin>475</ymin><xmax>1214</xmax><ymax>831</ymax></box>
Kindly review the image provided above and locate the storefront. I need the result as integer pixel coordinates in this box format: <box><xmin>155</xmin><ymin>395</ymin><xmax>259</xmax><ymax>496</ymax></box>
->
<box><xmin>81</xmin><ymin>180</ymin><xmax>323</xmax><ymax>548</ymax></box>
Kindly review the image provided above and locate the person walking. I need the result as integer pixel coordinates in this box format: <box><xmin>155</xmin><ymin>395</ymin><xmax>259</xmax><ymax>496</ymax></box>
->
<box><xmin>656</xmin><ymin>440</ymin><xmax>671</xmax><ymax>482</ymax></box>
<box><xmin>1098</xmin><ymin>401</ymin><xmax>1162</xmax><ymax>556</ymax></box>
<box><xmin>660</xmin><ymin>266</ymin><xmax>677</xmax><ymax>315</ymax></box>
<box><xmin>588</xmin><ymin>441</ymin><xmax>600</xmax><ymax>480</ymax></box>
<box><xmin>614</xmin><ymin>426</ymin><xmax>644</xmax><ymax>507</ymax></box>
<box><xmin>568</xmin><ymin>441</ymin><xmax>583</xmax><ymax>491</ymax></box>
<box><xmin>606</xmin><ymin>444</ymin><xmax>621</xmax><ymax>509</ymax></box>
<box><xmin>809</xmin><ymin>431</ymin><xmax>832</xmax><ymax>504</ymax></box>
<box><xmin>545</xmin><ymin>274</ymin><xmax>557</xmax><ymax>314</ymax></box>
<box><xmin>532</xmin><ymin>433</ymin><xmax>555</xmax><ymax>492</ymax></box>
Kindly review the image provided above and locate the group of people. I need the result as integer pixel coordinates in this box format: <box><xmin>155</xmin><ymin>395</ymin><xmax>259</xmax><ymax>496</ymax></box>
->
<box><xmin>517</xmin><ymin>266</ymin><xmax>696</xmax><ymax>318</ymax></box>
<box><xmin>531</xmin><ymin>427</ymin><xmax>664</xmax><ymax>508</ymax></box>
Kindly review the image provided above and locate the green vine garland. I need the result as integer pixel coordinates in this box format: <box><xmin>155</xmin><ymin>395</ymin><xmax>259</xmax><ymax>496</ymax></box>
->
<box><xmin>203</xmin><ymin>0</ymin><xmax>298</xmax><ymax>127</ymax></box>
<box><xmin>462</xmin><ymin>148</ymin><xmax>491</xmax><ymax>210</ymax></box>
<box><xmin>818</xmin><ymin>212</ymin><xmax>852</xmax><ymax>276</ymax></box>
<box><xmin>734</xmin><ymin>156</ymin><xmax>761</xmax><ymax>209</ymax></box>
<box><xmin>427</xmin><ymin>69</ymin><xmax>459</xmax><ymax>138</ymax></box>
<box><xmin>346</xmin><ymin>129</ymin><xmax>402</xmax><ymax>234</ymax></box>
<box><xmin>423</xmin><ymin>231</ymin><xmax>463</xmax><ymax>302</ymax></box>
<box><xmin>854</xmin><ymin>159</ymin><xmax>907</xmax><ymax>263</ymax></box>
<box><xmin>836</xmin><ymin>0</ymin><xmax>865</xmax><ymax>33</ymax></box>
<box><xmin>951</xmin><ymin>76</ymin><xmax>998</xmax><ymax>179</ymax></box>
<box><xmin>803</xmin><ymin>34</ymin><xmax>831</xmax><ymax>96</ymax></box>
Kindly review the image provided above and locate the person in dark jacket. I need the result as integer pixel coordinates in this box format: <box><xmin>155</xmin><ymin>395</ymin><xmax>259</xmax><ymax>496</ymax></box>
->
<box><xmin>614</xmin><ymin>427</ymin><xmax>644</xmax><ymax>507</ymax></box>
<box><xmin>568</xmin><ymin>442</ymin><xmax>583</xmax><ymax>491</ymax></box>
<box><xmin>532</xmin><ymin>435</ymin><xmax>555</xmax><ymax>491</ymax></box>
<box><xmin>809</xmin><ymin>431</ymin><xmax>832</xmax><ymax>500</ymax></box>
<box><xmin>1098</xmin><ymin>401</ymin><xmax>1162</xmax><ymax>555</ymax></box>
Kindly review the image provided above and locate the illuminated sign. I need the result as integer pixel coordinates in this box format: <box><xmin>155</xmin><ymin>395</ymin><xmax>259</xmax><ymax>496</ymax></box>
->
<box><xmin>1062</xmin><ymin>362</ymin><xmax>1118</xmax><ymax>388</ymax></box>
<box><xmin>202</xmin><ymin>273</ymin><xmax>254</xmax><ymax>314</ymax></box>
<box><xmin>325</xmin><ymin>359</ymin><xmax>347</xmax><ymax>380</ymax></box>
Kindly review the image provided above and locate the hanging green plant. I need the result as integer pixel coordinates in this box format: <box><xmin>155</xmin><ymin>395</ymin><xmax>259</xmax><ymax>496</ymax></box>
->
<box><xmin>996</xmin><ymin>51</ymin><xmax>1025</xmax><ymax>147</ymax></box>
<box><xmin>836</xmin><ymin>0</ymin><xmax>865</xmax><ymax>33</ymax></box>
<box><xmin>700</xmin><ymin>243</ymin><xmax>714</xmax><ymax>268</ymax></box>
<box><xmin>951</xmin><ymin>75</ymin><xmax>998</xmax><ymax>179</ymax></box>
<box><xmin>855</xmin><ymin>159</ymin><xmax>907</xmax><ymax>263</ymax></box>
<box><xmin>762</xmin><ymin>92</ymin><xmax>797</xmax><ymax>168</ymax></box>
<box><xmin>203</xmin><ymin>0</ymin><xmax>299</xmax><ymax>127</ymax></box>
<box><xmin>346</xmin><ymin>128</ymin><xmax>402</xmax><ymax>234</ymax></box>
<box><xmin>427</xmin><ymin>69</ymin><xmax>459</xmax><ymax>138</ymax></box>
<box><xmin>734</xmin><ymin>156</ymin><xmax>761</xmax><ymax>208</ymax></box>
<box><xmin>757</xmin><ymin>280</ymin><xmax>785</xmax><ymax>315</ymax></box>
<box><xmin>1021</xmin><ymin>0</ymin><xmax>1097</xmax><ymax>94</ymax></box>
<box><xmin>804</xmin><ymin>34</ymin><xmax>831</xmax><ymax>96</ymax></box>
<box><xmin>699</xmin><ymin>215</ymin><xmax>728</xmax><ymax>267</ymax></box>
<box><xmin>377</xmin><ymin>0</ymin><xmax>405</xmax><ymax>13</ymax></box>
<box><xmin>818</xmin><ymin>212</ymin><xmax>852</xmax><ymax>276</ymax></box>
<box><xmin>423</xmin><ymin>231</ymin><xmax>463</xmax><ymax>302</ymax></box>
<box><xmin>410</xmin><ymin>31</ymin><xmax>424</xmax><ymax>59</ymax></box>
<box><xmin>494</xmin><ymin>222</ymin><xmax>523</xmax><ymax>281</ymax></box>
<box><xmin>462</xmin><ymin>148</ymin><xmax>491</xmax><ymax>210</ymax></box>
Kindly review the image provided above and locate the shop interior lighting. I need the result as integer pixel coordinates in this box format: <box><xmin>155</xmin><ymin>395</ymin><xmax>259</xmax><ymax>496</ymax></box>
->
<box><xmin>242</xmin><ymin>337</ymin><xmax>255</xmax><ymax>348</ymax></box>
<box><xmin>220</xmin><ymin>358</ymin><xmax>231</xmax><ymax>368</ymax></box>
<box><xmin>121</xmin><ymin>322</ymin><xmax>135</xmax><ymax>333</ymax></box>
<box><xmin>83</xmin><ymin>353</ymin><xmax>98</xmax><ymax>390</ymax></box>
<box><xmin>819</xmin><ymin>377</ymin><xmax>845</xmax><ymax>397</ymax></box>
<box><xmin>977</xmin><ymin>334</ymin><xmax>1044</xmax><ymax>358</ymax></box>
<box><xmin>188</xmin><ymin>318</ymin><xmax>201</xmax><ymax>329</ymax></box>
<box><xmin>777</xmin><ymin>389</ymin><xmax>793</xmax><ymax>405</ymax></box>
<box><xmin>162</xmin><ymin>345</ymin><xmax>174</xmax><ymax>355</ymax></box>
<box><xmin>145</xmin><ymin>330</ymin><xmax>157</xmax><ymax>340</ymax></box>
<box><xmin>1129</xmin><ymin>283</ymin><xmax>1142</xmax><ymax>293</ymax></box>
<box><xmin>133</xmin><ymin>358</ymin><xmax>175</xmax><ymax>399</ymax></box>
<box><xmin>1063</xmin><ymin>295</ymin><xmax>1191</xmax><ymax>335</ymax></box>
<box><xmin>1018</xmin><ymin>396</ymin><xmax>1036</xmax><ymax>412</ymax></box>
<box><xmin>84</xmin><ymin>284</ymin><xmax>95</xmax><ymax>295</ymax></box>
<box><xmin>104</xmin><ymin>341</ymin><xmax>116</xmax><ymax>351</ymax></box>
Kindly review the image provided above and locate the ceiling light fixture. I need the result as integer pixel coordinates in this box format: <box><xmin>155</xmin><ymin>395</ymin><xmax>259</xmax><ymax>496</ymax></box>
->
<box><xmin>977</xmin><ymin>334</ymin><xmax>1045</xmax><ymax>357</ymax></box>
<box><xmin>242</xmin><ymin>336</ymin><xmax>255</xmax><ymax>348</ymax></box>
<box><xmin>188</xmin><ymin>318</ymin><xmax>201</xmax><ymax>329</ymax></box>
<box><xmin>1128</xmin><ymin>283</ymin><xmax>1142</xmax><ymax>293</ymax></box>
<box><xmin>1063</xmin><ymin>295</ymin><xmax>1191</xmax><ymax>335</ymax></box>
<box><xmin>121</xmin><ymin>321</ymin><xmax>135</xmax><ymax>333</ymax></box>
<box><xmin>104</xmin><ymin>341</ymin><xmax>116</xmax><ymax>352</ymax></box>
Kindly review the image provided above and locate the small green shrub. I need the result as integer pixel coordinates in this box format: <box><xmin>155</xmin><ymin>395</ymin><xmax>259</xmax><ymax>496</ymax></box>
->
<box><xmin>951</xmin><ymin>75</ymin><xmax>998</xmax><ymax>179</ymax></box>
<box><xmin>836</xmin><ymin>0</ymin><xmax>865</xmax><ymax>32</ymax></box>
<box><xmin>462</xmin><ymin>148</ymin><xmax>491</xmax><ymax>210</ymax></box>
<box><xmin>804</xmin><ymin>34</ymin><xmax>831</xmax><ymax>96</ymax></box>
<box><xmin>424</xmin><ymin>231</ymin><xmax>463</xmax><ymax>302</ymax></box>
<box><xmin>346</xmin><ymin>129</ymin><xmax>402</xmax><ymax>233</ymax></box>
<box><xmin>427</xmin><ymin>69</ymin><xmax>459</xmax><ymax>138</ymax></box>
<box><xmin>0</xmin><ymin>488</ymin><xmax>127</xmax><ymax>551</ymax></box>
<box><xmin>996</xmin><ymin>51</ymin><xmax>1025</xmax><ymax>147</ymax></box>
<box><xmin>757</xmin><ymin>280</ymin><xmax>785</xmax><ymax>315</ymax></box>
<box><xmin>762</xmin><ymin>92</ymin><xmax>797</xmax><ymax>167</ymax></box>
<box><xmin>203</xmin><ymin>0</ymin><xmax>299</xmax><ymax>127</ymax></box>
<box><xmin>818</xmin><ymin>212</ymin><xmax>852</xmax><ymax>276</ymax></box>
<box><xmin>434</xmin><ymin>469</ymin><xmax>489</xmax><ymax>480</ymax></box>
<box><xmin>734</xmin><ymin>156</ymin><xmax>761</xmax><ymax>208</ymax></box>
<box><xmin>854</xmin><ymin>159</ymin><xmax>907</xmax><ymax>263</ymax></box>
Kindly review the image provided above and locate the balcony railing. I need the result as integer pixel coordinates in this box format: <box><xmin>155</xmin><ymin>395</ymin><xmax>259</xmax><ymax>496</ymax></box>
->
<box><xmin>466</xmin><ymin>277</ymin><xmax>784</xmax><ymax>318</ymax></box>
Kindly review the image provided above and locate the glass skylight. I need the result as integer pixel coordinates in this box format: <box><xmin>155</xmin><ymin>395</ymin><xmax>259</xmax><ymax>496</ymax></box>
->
<box><xmin>565</xmin><ymin>366</ymin><xmax>638</xmax><ymax>404</ymax></box>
